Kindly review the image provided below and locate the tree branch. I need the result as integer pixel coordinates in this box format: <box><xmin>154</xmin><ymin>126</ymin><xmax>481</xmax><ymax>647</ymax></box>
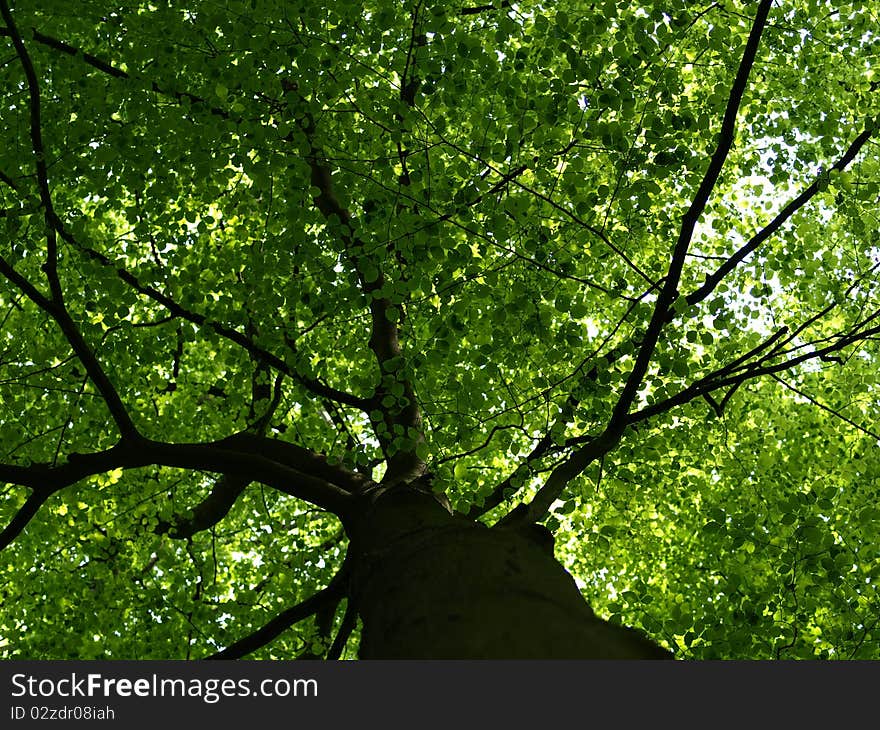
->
<box><xmin>630</xmin><ymin>316</ymin><xmax>880</xmax><ymax>425</ymax></box>
<box><xmin>509</xmin><ymin>0</ymin><xmax>774</xmax><ymax>525</ymax></box>
<box><xmin>0</xmin><ymin>25</ymin><xmax>230</xmax><ymax>120</ymax></box>
<box><xmin>0</xmin><ymin>21</ymin><xmax>369</xmax><ymax>413</ymax></box>
<box><xmin>471</xmin><ymin>289</ymin><xmax>653</xmax><ymax>518</ymax></box>
<box><xmin>293</xmin><ymin>88</ymin><xmax>426</xmax><ymax>483</ymax></box>
<box><xmin>0</xmin><ymin>244</ymin><xmax>138</xmax><ymax>443</ymax></box>
<box><xmin>0</xmin><ymin>1</ymin><xmax>139</xmax><ymax>439</ymax></box>
<box><xmin>477</xmin><ymin>124</ymin><xmax>873</xmax><ymax>518</ymax></box>
<box><xmin>770</xmin><ymin>374</ymin><xmax>880</xmax><ymax>442</ymax></box>
<box><xmin>0</xmin><ymin>437</ymin><xmax>357</xmax><ymax>551</ymax></box>
<box><xmin>156</xmin><ymin>354</ymin><xmax>279</xmax><ymax>539</ymax></box>
<box><xmin>686</xmin><ymin>125</ymin><xmax>876</xmax><ymax>308</ymax></box>
<box><xmin>204</xmin><ymin>560</ymin><xmax>349</xmax><ymax>660</ymax></box>
<box><xmin>326</xmin><ymin>599</ymin><xmax>357</xmax><ymax>659</ymax></box>
<box><xmin>65</xmin><ymin>235</ymin><xmax>370</xmax><ymax>410</ymax></box>
<box><xmin>421</xmin><ymin>130</ymin><xmax>657</xmax><ymax>287</ymax></box>
<box><xmin>0</xmin><ymin>488</ymin><xmax>53</xmax><ymax>551</ymax></box>
<box><xmin>461</xmin><ymin>1</ymin><xmax>511</xmax><ymax>15</ymax></box>
<box><xmin>0</xmin><ymin>2</ymin><xmax>58</xmax><ymax>295</ymax></box>
<box><xmin>156</xmin><ymin>473</ymin><xmax>249</xmax><ymax>540</ymax></box>
<box><xmin>607</xmin><ymin>0</ymin><xmax>773</xmax><ymax>431</ymax></box>
<box><xmin>217</xmin><ymin>432</ymin><xmax>375</xmax><ymax>494</ymax></box>
<box><xmin>156</xmin><ymin>374</ymin><xmax>375</xmax><ymax>539</ymax></box>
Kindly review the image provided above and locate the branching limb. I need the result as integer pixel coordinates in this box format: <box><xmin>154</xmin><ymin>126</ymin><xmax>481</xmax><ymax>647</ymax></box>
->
<box><xmin>294</xmin><ymin>91</ymin><xmax>426</xmax><ymax>484</ymax></box>
<box><xmin>138</xmin><ymin>440</ymin><xmax>358</xmax><ymax>516</ymax></box>
<box><xmin>686</xmin><ymin>125</ymin><xmax>876</xmax><ymax>309</ymax></box>
<box><xmin>0</xmin><ymin>437</ymin><xmax>357</xmax><ymax>551</ymax></box>
<box><xmin>0</xmin><ymin>1</ymin><xmax>138</xmax><ymax>439</ymax></box>
<box><xmin>765</xmin><ymin>263</ymin><xmax>879</xmax><ymax>361</ymax></box>
<box><xmin>154</xmin><ymin>358</ymin><xmax>373</xmax><ymax>539</ymax></box>
<box><xmin>630</xmin><ymin>316</ymin><xmax>880</xmax><ymax>426</ymax></box>
<box><xmin>708</xmin><ymin>325</ymin><xmax>791</xmax><ymax>380</ymax></box>
<box><xmin>0</xmin><ymin>168</ymin><xmax>20</xmax><ymax>191</ymax></box>
<box><xmin>67</xmin><ymin>236</ymin><xmax>370</xmax><ymax>410</ymax></box>
<box><xmin>607</xmin><ymin>0</ymin><xmax>773</xmax><ymax>432</ymax></box>
<box><xmin>471</xmin><ymin>290</ymin><xmax>652</xmax><ymax>519</ymax></box>
<box><xmin>204</xmin><ymin>559</ymin><xmax>349</xmax><ymax>660</ymax></box>
<box><xmin>0</xmin><ymin>20</ymin><xmax>369</xmax><ymax>413</ymax></box>
<box><xmin>216</xmin><ymin>432</ymin><xmax>375</xmax><ymax>494</ymax></box>
<box><xmin>156</xmin><ymin>351</ymin><xmax>281</xmax><ymax>539</ymax></box>
<box><xmin>505</xmin><ymin>0</ymin><xmax>774</xmax><ymax>525</ymax></box>
<box><xmin>0</xmin><ymin>255</ymin><xmax>137</xmax><ymax>441</ymax></box>
<box><xmin>480</xmin><ymin>106</ymin><xmax>865</xmax><ymax>516</ymax></box>
<box><xmin>512</xmin><ymin>310</ymin><xmax>875</xmax><ymax>525</ymax></box>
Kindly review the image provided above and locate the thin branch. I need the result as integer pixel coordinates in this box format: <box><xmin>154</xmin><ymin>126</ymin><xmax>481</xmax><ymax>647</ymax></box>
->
<box><xmin>471</xmin><ymin>287</ymin><xmax>653</xmax><ymax>518</ymax></box>
<box><xmin>422</xmin><ymin>129</ymin><xmax>656</xmax><ymax>287</ymax></box>
<box><xmin>629</xmin><ymin>319</ymin><xmax>880</xmax><ymax>426</ymax></box>
<box><xmin>293</xmin><ymin>86</ymin><xmax>426</xmax><ymax>483</ymax></box>
<box><xmin>0</xmin><ymin>2</ymin><xmax>58</xmax><ymax>295</ymax></box>
<box><xmin>510</xmin><ymin>0</ymin><xmax>774</xmax><ymax>525</ymax></box>
<box><xmin>686</xmin><ymin>125</ymin><xmax>876</xmax><ymax>308</ymax></box>
<box><xmin>0</xmin><ymin>488</ymin><xmax>53</xmax><ymax>551</ymax></box>
<box><xmin>435</xmin><ymin>423</ymin><xmax>523</xmax><ymax>466</ymax></box>
<box><xmin>762</xmin><ymin>260</ymin><xmax>880</xmax><ymax>362</ymax></box>
<box><xmin>709</xmin><ymin>325</ymin><xmax>791</xmax><ymax>379</ymax></box>
<box><xmin>0</xmin><ymin>25</ymin><xmax>230</xmax><ymax>120</ymax></box>
<box><xmin>205</xmin><ymin>586</ymin><xmax>340</xmax><ymax>660</ymax></box>
<box><xmin>204</xmin><ymin>560</ymin><xmax>349</xmax><ymax>660</ymax></box>
<box><xmin>770</xmin><ymin>374</ymin><xmax>880</xmax><ymax>441</ymax></box>
<box><xmin>0</xmin><ymin>168</ymin><xmax>19</xmax><ymax>190</ymax></box>
<box><xmin>608</xmin><ymin>0</ymin><xmax>773</xmax><ymax>431</ymax></box>
<box><xmin>66</xmin><ymin>236</ymin><xmax>370</xmax><ymax>410</ymax></box>
<box><xmin>0</xmin><ymin>1</ymin><xmax>139</xmax><ymax>439</ymax></box>
<box><xmin>326</xmin><ymin>599</ymin><xmax>357</xmax><ymax>660</ymax></box>
<box><xmin>0</xmin><ymin>252</ymin><xmax>139</xmax><ymax>440</ymax></box>
<box><xmin>0</xmin><ymin>437</ymin><xmax>357</xmax><ymax>551</ymax></box>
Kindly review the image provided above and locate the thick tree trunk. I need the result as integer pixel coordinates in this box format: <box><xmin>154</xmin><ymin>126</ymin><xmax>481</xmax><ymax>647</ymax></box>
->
<box><xmin>348</xmin><ymin>489</ymin><xmax>671</xmax><ymax>659</ymax></box>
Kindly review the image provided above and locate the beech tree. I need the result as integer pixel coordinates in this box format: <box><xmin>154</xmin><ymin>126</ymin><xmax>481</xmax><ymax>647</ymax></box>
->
<box><xmin>1</xmin><ymin>0</ymin><xmax>878</xmax><ymax>659</ymax></box>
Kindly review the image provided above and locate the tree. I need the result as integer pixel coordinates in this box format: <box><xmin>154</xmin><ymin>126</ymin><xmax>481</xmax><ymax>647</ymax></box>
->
<box><xmin>0</xmin><ymin>0</ymin><xmax>877</xmax><ymax>660</ymax></box>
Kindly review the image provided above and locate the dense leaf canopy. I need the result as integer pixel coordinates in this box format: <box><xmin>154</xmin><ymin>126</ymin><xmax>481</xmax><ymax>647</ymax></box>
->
<box><xmin>0</xmin><ymin>0</ymin><xmax>878</xmax><ymax>659</ymax></box>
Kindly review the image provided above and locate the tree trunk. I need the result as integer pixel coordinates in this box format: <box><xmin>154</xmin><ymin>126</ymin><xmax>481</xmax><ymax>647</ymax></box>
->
<box><xmin>347</xmin><ymin>489</ymin><xmax>672</xmax><ymax>659</ymax></box>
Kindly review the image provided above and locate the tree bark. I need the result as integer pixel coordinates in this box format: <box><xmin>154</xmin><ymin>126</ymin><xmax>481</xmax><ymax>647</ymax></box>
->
<box><xmin>347</xmin><ymin>489</ymin><xmax>672</xmax><ymax>659</ymax></box>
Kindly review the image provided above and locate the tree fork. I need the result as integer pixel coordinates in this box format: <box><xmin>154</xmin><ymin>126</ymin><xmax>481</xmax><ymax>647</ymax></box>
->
<box><xmin>347</xmin><ymin>488</ymin><xmax>671</xmax><ymax>659</ymax></box>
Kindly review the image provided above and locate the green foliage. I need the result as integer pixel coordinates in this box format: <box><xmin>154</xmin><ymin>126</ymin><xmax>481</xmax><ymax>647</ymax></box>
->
<box><xmin>0</xmin><ymin>0</ymin><xmax>878</xmax><ymax>659</ymax></box>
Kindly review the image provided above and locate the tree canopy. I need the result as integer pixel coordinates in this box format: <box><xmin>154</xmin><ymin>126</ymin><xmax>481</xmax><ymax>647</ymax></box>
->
<box><xmin>0</xmin><ymin>0</ymin><xmax>878</xmax><ymax>659</ymax></box>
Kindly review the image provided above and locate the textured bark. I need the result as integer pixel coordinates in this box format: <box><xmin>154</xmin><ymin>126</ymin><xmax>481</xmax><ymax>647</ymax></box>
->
<box><xmin>348</xmin><ymin>489</ymin><xmax>671</xmax><ymax>659</ymax></box>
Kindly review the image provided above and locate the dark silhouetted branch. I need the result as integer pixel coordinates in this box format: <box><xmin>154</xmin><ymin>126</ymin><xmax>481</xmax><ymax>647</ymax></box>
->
<box><xmin>0</xmin><ymin>437</ymin><xmax>358</xmax><ymax>550</ymax></box>
<box><xmin>687</xmin><ymin>125</ymin><xmax>876</xmax><ymax>308</ymax></box>
<box><xmin>0</xmin><ymin>1</ymin><xmax>139</xmax><ymax>439</ymax></box>
<box><xmin>511</xmin><ymin>0</ymin><xmax>775</xmax><ymax>525</ymax></box>
<box><xmin>205</xmin><ymin>560</ymin><xmax>349</xmax><ymax>660</ymax></box>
